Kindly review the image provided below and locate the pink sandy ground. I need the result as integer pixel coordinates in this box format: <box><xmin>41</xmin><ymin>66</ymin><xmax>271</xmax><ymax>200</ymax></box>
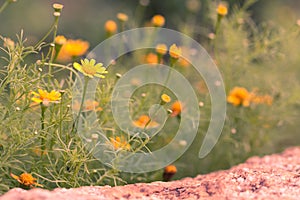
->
<box><xmin>1</xmin><ymin>147</ymin><xmax>300</xmax><ymax>200</ymax></box>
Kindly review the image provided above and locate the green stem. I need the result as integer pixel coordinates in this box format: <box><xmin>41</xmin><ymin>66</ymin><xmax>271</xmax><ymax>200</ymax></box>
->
<box><xmin>0</xmin><ymin>0</ymin><xmax>12</xmax><ymax>14</ymax></box>
<box><xmin>71</xmin><ymin>77</ymin><xmax>90</xmax><ymax>134</ymax></box>
<box><xmin>40</xmin><ymin>104</ymin><xmax>47</xmax><ymax>155</ymax></box>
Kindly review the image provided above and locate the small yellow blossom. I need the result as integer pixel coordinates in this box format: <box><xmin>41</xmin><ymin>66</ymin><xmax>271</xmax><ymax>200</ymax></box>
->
<box><xmin>117</xmin><ymin>13</ymin><xmax>128</xmax><ymax>22</ymax></box>
<box><xmin>156</xmin><ymin>44</ymin><xmax>168</xmax><ymax>55</ymax></box>
<box><xmin>161</xmin><ymin>94</ymin><xmax>171</xmax><ymax>103</ymax></box>
<box><xmin>54</xmin><ymin>35</ymin><xmax>67</xmax><ymax>45</ymax></box>
<box><xmin>133</xmin><ymin>115</ymin><xmax>159</xmax><ymax>129</ymax></box>
<box><xmin>171</xmin><ymin>101</ymin><xmax>182</xmax><ymax>117</ymax></box>
<box><xmin>217</xmin><ymin>3</ymin><xmax>228</xmax><ymax>17</ymax></box>
<box><xmin>109</xmin><ymin>136</ymin><xmax>130</xmax><ymax>151</ymax></box>
<box><xmin>11</xmin><ymin>173</ymin><xmax>43</xmax><ymax>187</ymax></box>
<box><xmin>105</xmin><ymin>20</ymin><xmax>117</xmax><ymax>34</ymax></box>
<box><xmin>169</xmin><ymin>44</ymin><xmax>182</xmax><ymax>59</ymax></box>
<box><xmin>227</xmin><ymin>87</ymin><xmax>251</xmax><ymax>107</ymax></box>
<box><xmin>151</xmin><ymin>15</ymin><xmax>165</xmax><ymax>27</ymax></box>
<box><xmin>31</xmin><ymin>89</ymin><xmax>61</xmax><ymax>106</ymax></box>
<box><xmin>73</xmin><ymin>59</ymin><xmax>108</xmax><ymax>78</ymax></box>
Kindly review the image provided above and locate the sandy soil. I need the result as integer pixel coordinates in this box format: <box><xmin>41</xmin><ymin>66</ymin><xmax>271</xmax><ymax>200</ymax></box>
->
<box><xmin>1</xmin><ymin>147</ymin><xmax>300</xmax><ymax>200</ymax></box>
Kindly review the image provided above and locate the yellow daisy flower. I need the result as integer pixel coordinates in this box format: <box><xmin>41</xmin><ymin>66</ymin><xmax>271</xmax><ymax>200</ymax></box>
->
<box><xmin>161</xmin><ymin>94</ymin><xmax>171</xmax><ymax>103</ymax></box>
<box><xmin>73</xmin><ymin>59</ymin><xmax>108</xmax><ymax>78</ymax></box>
<box><xmin>31</xmin><ymin>89</ymin><xmax>61</xmax><ymax>106</ymax></box>
<box><xmin>169</xmin><ymin>44</ymin><xmax>182</xmax><ymax>59</ymax></box>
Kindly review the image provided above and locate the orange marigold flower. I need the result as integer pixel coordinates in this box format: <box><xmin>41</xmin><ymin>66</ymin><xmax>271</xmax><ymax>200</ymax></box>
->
<box><xmin>145</xmin><ymin>53</ymin><xmax>159</xmax><ymax>64</ymax></box>
<box><xmin>109</xmin><ymin>136</ymin><xmax>130</xmax><ymax>151</ymax></box>
<box><xmin>161</xmin><ymin>94</ymin><xmax>171</xmax><ymax>103</ymax></box>
<box><xmin>227</xmin><ymin>87</ymin><xmax>251</xmax><ymax>107</ymax></box>
<box><xmin>171</xmin><ymin>101</ymin><xmax>182</xmax><ymax>117</ymax></box>
<box><xmin>151</xmin><ymin>14</ymin><xmax>165</xmax><ymax>27</ymax></box>
<box><xmin>31</xmin><ymin>89</ymin><xmax>61</xmax><ymax>106</ymax></box>
<box><xmin>217</xmin><ymin>3</ymin><xmax>228</xmax><ymax>16</ymax></box>
<box><xmin>156</xmin><ymin>43</ymin><xmax>168</xmax><ymax>55</ymax></box>
<box><xmin>56</xmin><ymin>39</ymin><xmax>89</xmax><ymax>62</ymax></box>
<box><xmin>105</xmin><ymin>20</ymin><xmax>117</xmax><ymax>34</ymax></box>
<box><xmin>11</xmin><ymin>173</ymin><xmax>43</xmax><ymax>187</ymax></box>
<box><xmin>169</xmin><ymin>44</ymin><xmax>182</xmax><ymax>59</ymax></box>
<box><xmin>163</xmin><ymin>165</ymin><xmax>177</xmax><ymax>181</ymax></box>
<box><xmin>133</xmin><ymin>115</ymin><xmax>159</xmax><ymax>129</ymax></box>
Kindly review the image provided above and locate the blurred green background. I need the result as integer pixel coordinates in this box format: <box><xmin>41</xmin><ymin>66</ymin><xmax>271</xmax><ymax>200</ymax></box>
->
<box><xmin>1</xmin><ymin>0</ymin><xmax>300</xmax><ymax>47</ymax></box>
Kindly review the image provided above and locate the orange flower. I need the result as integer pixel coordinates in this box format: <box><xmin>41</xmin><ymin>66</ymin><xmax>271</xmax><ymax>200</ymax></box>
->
<box><xmin>133</xmin><ymin>115</ymin><xmax>159</xmax><ymax>129</ymax></box>
<box><xmin>163</xmin><ymin>165</ymin><xmax>177</xmax><ymax>181</ymax></box>
<box><xmin>145</xmin><ymin>53</ymin><xmax>159</xmax><ymax>64</ymax></box>
<box><xmin>109</xmin><ymin>136</ymin><xmax>130</xmax><ymax>151</ymax></box>
<box><xmin>169</xmin><ymin>44</ymin><xmax>182</xmax><ymax>59</ymax></box>
<box><xmin>171</xmin><ymin>101</ymin><xmax>182</xmax><ymax>117</ymax></box>
<box><xmin>73</xmin><ymin>100</ymin><xmax>103</xmax><ymax>112</ymax></box>
<box><xmin>11</xmin><ymin>173</ymin><xmax>43</xmax><ymax>187</ymax></box>
<box><xmin>105</xmin><ymin>20</ymin><xmax>117</xmax><ymax>34</ymax></box>
<box><xmin>56</xmin><ymin>39</ymin><xmax>89</xmax><ymax>62</ymax></box>
<box><xmin>54</xmin><ymin>35</ymin><xmax>67</xmax><ymax>45</ymax></box>
<box><xmin>227</xmin><ymin>87</ymin><xmax>251</xmax><ymax>107</ymax></box>
<box><xmin>151</xmin><ymin>15</ymin><xmax>165</xmax><ymax>27</ymax></box>
<box><xmin>217</xmin><ymin>3</ymin><xmax>228</xmax><ymax>17</ymax></box>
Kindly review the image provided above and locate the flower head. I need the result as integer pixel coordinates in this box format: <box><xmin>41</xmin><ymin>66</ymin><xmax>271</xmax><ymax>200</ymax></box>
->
<box><xmin>145</xmin><ymin>53</ymin><xmax>159</xmax><ymax>64</ymax></box>
<box><xmin>227</xmin><ymin>87</ymin><xmax>251</xmax><ymax>107</ymax></box>
<box><xmin>169</xmin><ymin>44</ymin><xmax>182</xmax><ymax>59</ymax></box>
<box><xmin>11</xmin><ymin>173</ymin><xmax>43</xmax><ymax>187</ymax></box>
<box><xmin>161</xmin><ymin>94</ymin><xmax>171</xmax><ymax>103</ymax></box>
<box><xmin>217</xmin><ymin>3</ymin><xmax>228</xmax><ymax>17</ymax></box>
<box><xmin>105</xmin><ymin>20</ymin><xmax>117</xmax><ymax>34</ymax></box>
<box><xmin>151</xmin><ymin>15</ymin><xmax>165</xmax><ymax>27</ymax></box>
<box><xmin>156</xmin><ymin>44</ymin><xmax>168</xmax><ymax>55</ymax></box>
<box><xmin>109</xmin><ymin>136</ymin><xmax>130</xmax><ymax>151</ymax></box>
<box><xmin>31</xmin><ymin>89</ymin><xmax>61</xmax><ymax>106</ymax></box>
<box><xmin>54</xmin><ymin>35</ymin><xmax>67</xmax><ymax>45</ymax></box>
<box><xmin>73</xmin><ymin>59</ymin><xmax>108</xmax><ymax>78</ymax></box>
<box><xmin>117</xmin><ymin>13</ymin><xmax>128</xmax><ymax>22</ymax></box>
<box><xmin>171</xmin><ymin>101</ymin><xmax>182</xmax><ymax>117</ymax></box>
<box><xmin>56</xmin><ymin>39</ymin><xmax>89</xmax><ymax>62</ymax></box>
<box><xmin>163</xmin><ymin>165</ymin><xmax>177</xmax><ymax>181</ymax></box>
<box><xmin>133</xmin><ymin>115</ymin><xmax>159</xmax><ymax>129</ymax></box>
